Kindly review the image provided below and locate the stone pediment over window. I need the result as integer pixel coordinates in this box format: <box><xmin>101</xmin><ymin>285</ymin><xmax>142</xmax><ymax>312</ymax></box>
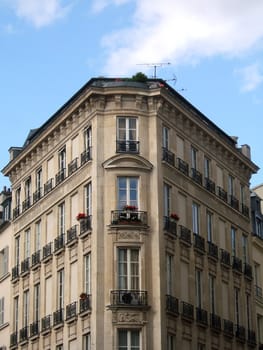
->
<box><xmin>103</xmin><ymin>154</ymin><xmax>153</xmax><ymax>172</ymax></box>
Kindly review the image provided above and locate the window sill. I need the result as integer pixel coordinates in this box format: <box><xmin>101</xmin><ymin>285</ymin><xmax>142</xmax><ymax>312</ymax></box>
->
<box><xmin>0</xmin><ymin>272</ymin><xmax>10</xmax><ymax>283</ymax></box>
<box><xmin>0</xmin><ymin>321</ymin><xmax>9</xmax><ymax>330</ymax></box>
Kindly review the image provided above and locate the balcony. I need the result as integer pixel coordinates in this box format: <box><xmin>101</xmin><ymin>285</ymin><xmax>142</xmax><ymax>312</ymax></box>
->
<box><xmin>13</xmin><ymin>205</ymin><xmax>20</xmax><ymax>219</ymax></box>
<box><xmin>255</xmin><ymin>285</ymin><xmax>263</xmax><ymax>301</ymax></box>
<box><xmin>204</xmin><ymin>177</ymin><xmax>215</xmax><ymax>194</ymax></box>
<box><xmin>162</xmin><ymin>147</ymin><xmax>175</xmax><ymax>166</ymax></box>
<box><xmin>81</xmin><ymin>147</ymin><xmax>92</xmax><ymax>165</ymax></box>
<box><xmin>30</xmin><ymin>321</ymin><xmax>39</xmax><ymax>338</ymax></box>
<box><xmin>116</xmin><ymin>140</ymin><xmax>139</xmax><ymax>154</ymax></box>
<box><xmin>196</xmin><ymin>307</ymin><xmax>208</xmax><ymax>326</ymax></box>
<box><xmin>54</xmin><ymin>234</ymin><xmax>65</xmax><ymax>254</ymax></box>
<box><xmin>163</xmin><ymin>216</ymin><xmax>177</xmax><ymax>237</ymax></box>
<box><xmin>179</xmin><ymin>225</ymin><xmax>191</xmax><ymax>246</ymax></box>
<box><xmin>68</xmin><ymin>158</ymin><xmax>78</xmax><ymax>176</ymax></box>
<box><xmin>193</xmin><ymin>233</ymin><xmax>205</xmax><ymax>253</ymax></box>
<box><xmin>22</xmin><ymin>197</ymin><xmax>31</xmax><ymax>212</ymax></box>
<box><xmin>31</xmin><ymin>250</ymin><xmax>41</xmax><ymax>269</ymax></box>
<box><xmin>232</xmin><ymin>256</ymin><xmax>242</xmax><ymax>274</ymax></box>
<box><xmin>19</xmin><ymin>326</ymin><xmax>28</xmax><ymax>343</ymax></box>
<box><xmin>217</xmin><ymin>186</ymin><xmax>228</xmax><ymax>202</ymax></box>
<box><xmin>207</xmin><ymin>241</ymin><xmax>218</xmax><ymax>260</ymax></box>
<box><xmin>41</xmin><ymin>315</ymin><xmax>52</xmax><ymax>333</ymax></box>
<box><xmin>235</xmin><ymin>324</ymin><xmax>246</xmax><ymax>342</ymax></box>
<box><xmin>229</xmin><ymin>195</ymin><xmax>239</xmax><ymax>211</ymax></box>
<box><xmin>241</xmin><ymin>203</ymin><xmax>249</xmax><ymax>217</ymax></box>
<box><xmin>247</xmin><ymin>330</ymin><xmax>256</xmax><ymax>346</ymax></box>
<box><xmin>10</xmin><ymin>332</ymin><xmax>18</xmax><ymax>347</ymax></box>
<box><xmin>79</xmin><ymin>294</ymin><xmax>91</xmax><ymax>314</ymax></box>
<box><xmin>223</xmin><ymin>319</ymin><xmax>234</xmax><ymax>337</ymax></box>
<box><xmin>110</xmin><ymin>290</ymin><xmax>148</xmax><ymax>308</ymax></box>
<box><xmin>44</xmin><ymin>179</ymin><xmax>53</xmax><ymax>195</ymax></box>
<box><xmin>166</xmin><ymin>295</ymin><xmax>179</xmax><ymax>316</ymax></box>
<box><xmin>244</xmin><ymin>262</ymin><xmax>253</xmax><ymax>280</ymax></box>
<box><xmin>21</xmin><ymin>257</ymin><xmax>30</xmax><ymax>276</ymax></box>
<box><xmin>111</xmin><ymin>210</ymin><xmax>147</xmax><ymax>227</ymax></box>
<box><xmin>53</xmin><ymin>308</ymin><xmax>64</xmax><ymax>327</ymax></box>
<box><xmin>220</xmin><ymin>249</ymin><xmax>231</xmax><ymax>267</ymax></box>
<box><xmin>67</xmin><ymin>225</ymin><xmax>78</xmax><ymax>246</ymax></box>
<box><xmin>210</xmin><ymin>313</ymin><xmax>221</xmax><ymax>332</ymax></box>
<box><xmin>79</xmin><ymin>216</ymin><xmax>92</xmax><ymax>237</ymax></box>
<box><xmin>66</xmin><ymin>302</ymin><xmax>77</xmax><ymax>321</ymax></box>
<box><xmin>33</xmin><ymin>188</ymin><xmax>42</xmax><ymax>203</ymax></box>
<box><xmin>181</xmin><ymin>301</ymin><xmax>194</xmax><ymax>321</ymax></box>
<box><xmin>177</xmin><ymin>158</ymin><xmax>189</xmax><ymax>176</ymax></box>
<box><xmin>42</xmin><ymin>242</ymin><xmax>52</xmax><ymax>262</ymax></box>
<box><xmin>55</xmin><ymin>168</ymin><xmax>66</xmax><ymax>186</ymax></box>
<box><xmin>11</xmin><ymin>265</ymin><xmax>19</xmax><ymax>281</ymax></box>
<box><xmin>191</xmin><ymin>168</ymin><xmax>202</xmax><ymax>185</ymax></box>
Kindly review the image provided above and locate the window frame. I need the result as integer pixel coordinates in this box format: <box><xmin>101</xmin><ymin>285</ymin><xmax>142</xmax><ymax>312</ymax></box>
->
<box><xmin>118</xmin><ymin>247</ymin><xmax>140</xmax><ymax>290</ymax></box>
<box><xmin>118</xmin><ymin>177</ymin><xmax>139</xmax><ymax>210</ymax></box>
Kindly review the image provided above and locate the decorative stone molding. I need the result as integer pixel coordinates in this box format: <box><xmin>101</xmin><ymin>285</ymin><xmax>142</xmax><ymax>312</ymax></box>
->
<box><xmin>117</xmin><ymin>231</ymin><xmax>140</xmax><ymax>241</ymax></box>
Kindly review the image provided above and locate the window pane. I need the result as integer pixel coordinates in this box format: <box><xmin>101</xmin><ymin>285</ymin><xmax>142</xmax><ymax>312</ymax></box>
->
<box><xmin>131</xmin><ymin>330</ymin><xmax>140</xmax><ymax>348</ymax></box>
<box><xmin>119</xmin><ymin>330</ymin><xmax>128</xmax><ymax>348</ymax></box>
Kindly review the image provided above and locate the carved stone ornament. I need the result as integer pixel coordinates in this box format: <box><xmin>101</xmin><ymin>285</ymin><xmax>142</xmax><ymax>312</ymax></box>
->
<box><xmin>118</xmin><ymin>231</ymin><xmax>140</xmax><ymax>240</ymax></box>
<box><xmin>117</xmin><ymin>312</ymin><xmax>141</xmax><ymax>323</ymax></box>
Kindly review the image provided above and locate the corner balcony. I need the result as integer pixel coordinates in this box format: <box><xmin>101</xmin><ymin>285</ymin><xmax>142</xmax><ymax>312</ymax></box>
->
<box><xmin>44</xmin><ymin>178</ymin><xmax>53</xmax><ymax>195</ymax></box>
<box><xmin>166</xmin><ymin>295</ymin><xmax>179</xmax><ymax>316</ymax></box>
<box><xmin>178</xmin><ymin>225</ymin><xmax>191</xmax><ymax>246</ymax></box>
<box><xmin>191</xmin><ymin>168</ymin><xmax>202</xmax><ymax>185</ymax></box>
<box><xmin>41</xmin><ymin>315</ymin><xmax>52</xmax><ymax>334</ymax></box>
<box><xmin>81</xmin><ymin>147</ymin><xmax>92</xmax><ymax>165</ymax></box>
<box><xmin>177</xmin><ymin>157</ymin><xmax>189</xmax><ymax>176</ymax></box>
<box><xmin>54</xmin><ymin>234</ymin><xmax>65</xmax><ymax>255</ymax></box>
<box><xmin>163</xmin><ymin>216</ymin><xmax>177</xmax><ymax>237</ymax></box>
<box><xmin>116</xmin><ymin>140</ymin><xmax>140</xmax><ymax>154</ymax></box>
<box><xmin>223</xmin><ymin>319</ymin><xmax>234</xmax><ymax>338</ymax></box>
<box><xmin>55</xmin><ymin>168</ymin><xmax>66</xmax><ymax>186</ymax></box>
<box><xmin>42</xmin><ymin>242</ymin><xmax>52</xmax><ymax>262</ymax></box>
<box><xmin>204</xmin><ymin>177</ymin><xmax>215</xmax><ymax>194</ymax></box>
<box><xmin>66</xmin><ymin>225</ymin><xmax>78</xmax><ymax>246</ymax></box>
<box><xmin>110</xmin><ymin>290</ymin><xmax>148</xmax><ymax>308</ymax></box>
<box><xmin>79</xmin><ymin>294</ymin><xmax>91</xmax><ymax>315</ymax></box>
<box><xmin>181</xmin><ymin>301</ymin><xmax>194</xmax><ymax>322</ymax></box>
<box><xmin>111</xmin><ymin>210</ymin><xmax>148</xmax><ymax>227</ymax></box>
<box><xmin>162</xmin><ymin>147</ymin><xmax>175</xmax><ymax>166</ymax></box>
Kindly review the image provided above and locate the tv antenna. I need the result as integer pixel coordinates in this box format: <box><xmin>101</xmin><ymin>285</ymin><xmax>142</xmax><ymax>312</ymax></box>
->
<box><xmin>136</xmin><ymin>62</ymin><xmax>171</xmax><ymax>79</ymax></box>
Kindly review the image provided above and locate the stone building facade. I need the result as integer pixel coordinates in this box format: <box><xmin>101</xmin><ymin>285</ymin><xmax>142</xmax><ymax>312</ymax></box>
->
<box><xmin>2</xmin><ymin>78</ymin><xmax>259</xmax><ymax>349</ymax></box>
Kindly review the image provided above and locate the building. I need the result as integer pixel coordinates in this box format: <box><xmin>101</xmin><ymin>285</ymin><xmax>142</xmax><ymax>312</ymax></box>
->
<box><xmin>0</xmin><ymin>186</ymin><xmax>12</xmax><ymax>350</ymax></box>
<box><xmin>2</xmin><ymin>77</ymin><xmax>259</xmax><ymax>349</ymax></box>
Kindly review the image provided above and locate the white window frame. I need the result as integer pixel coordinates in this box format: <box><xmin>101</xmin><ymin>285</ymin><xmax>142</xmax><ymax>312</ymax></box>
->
<box><xmin>0</xmin><ymin>297</ymin><xmax>4</xmax><ymax>325</ymax></box>
<box><xmin>118</xmin><ymin>248</ymin><xmax>140</xmax><ymax>290</ymax></box>
<box><xmin>231</xmin><ymin>227</ymin><xmax>236</xmax><ymax>257</ymax></box>
<box><xmin>163</xmin><ymin>183</ymin><xmax>171</xmax><ymax>218</ymax></box>
<box><xmin>166</xmin><ymin>254</ymin><xmax>173</xmax><ymax>295</ymax></box>
<box><xmin>162</xmin><ymin>126</ymin><xmax>169</xmax><ymax>149</ymax></box>
<box><xmin>234</xmin><ymin>287</ymin><xmax>240</xmax><ymax>325</ymax></box>
<box><xmin>57</xmin><ymin>269</ymin><xmax>64</xmax><ymax>309</ymax></box>
<box><xmin>58</xmin><ymin>147</ymin><xmax>66</xmax><ymax>171</ymax></box>
<box><xmin>83</xmin><ymin>333</ymin><xmax>91</xmax><ymax>350</ymax></box>
<box><xmin>0</xmin><ymin>247</ymin><xmax>8</xmax><ymax>278</ymax></box>
<box><xmin>14</xmin><ymin>296</ymin><xmax>19</xmax><ymax>332</ymax></box>
<box><xmin>192</xmin><ymin>203</ymin><xmax>200</xmax><ymax>235</ymax></box>
<box><xmin>209</xmin><ymin>274</ymin><xmax>216</xmax><ymax>314</ymax></box>
<box><xmin>195</xmin><ymin>269</ymin><xmax>202</xmax><ymax>308</ymax></box>
<box><xmin>207</xmin><ymin>211</ymin><xmax>213</xmax><ymax>242</ymax></box>
<box><xmin>25</xmin><ymin>177</ymin><xmax>31</xmax><ymax>200</ymax></box>
<box><xmin>36</xmin><ymin>168</ymin><xmax>42</xmax><ymax>192</ymax></box>
<box><xmin>118</xmin><ymin>329</ymin><xmax>140</xmax><ymax>350</ymax></box>
<box><xmin>204</xmin><ymin>156</ymin><xmax>210</xmax><ymax>179</ymax></box>
<box><xmin>117</xmin><ymin>117</ymin><xmax>137</xmax><ymax>141</ymax></box>
<box><xmin>35</xmin><ymin>221</ymin><xmax>41</xmax><ymax>252</ymax></box>
<box><xmin>85</xmin><ymin>183</ymin><xmax>92</xmax><ymax>216</ymax></box>
<box><xmin>58</xmin><ymin>202</ymin><xmax>65</xmax><ymax>235</ymax></box>
<box><xmin>34</xmin><ymin>283</ymin><xmax>40</xmax><ymax>322</ymax></box>
<box><xmin>84</xmin><ymin>126</ymin><xmax>92</xmax><ymax>151</ymax></box>
<box><xmin>23</xmin><ymin>290</ymin><xmax>29</xmax><ymax>327</ymax></box>
<box><xmin>24</xmin><ymin>229</ymin><xmax>31</xmax><ymax>259</ymax></box>
<box><xmin>118</xmin><ymin>177</ymin><xmax>138</xmax><ymax>210</ymax></box>
<box><xmin>84</xmin><ymin>254</ymin><xmax>91</xmax><ymax>295</ymax></box>
<box><xmin>191</xmin><ymin>146</ymin><xmax>198</xmax><ymax>170</ymax></box>
<box><xmin>228</xmin><ymin>175</ymin><xmax>234</xmax><ymax>196</ymax></box>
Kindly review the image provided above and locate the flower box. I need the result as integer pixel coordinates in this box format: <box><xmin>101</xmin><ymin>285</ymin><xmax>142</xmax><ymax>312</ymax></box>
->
<box><xmin>123</xmin><ymin>205</ymin><xmax>137</xmax><ymax>211</ymax></box>
<box><xmin>170</xmin><ymin>213</ymin><xmax>179</xmax><ymax>221</ymax></box>
<box><xmin>76</xmin><ymin>213</ymin><xmax>87</xmax><ymax>221</ymax></box>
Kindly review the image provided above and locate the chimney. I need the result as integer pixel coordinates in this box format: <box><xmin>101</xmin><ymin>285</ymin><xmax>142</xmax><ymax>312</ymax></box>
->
<box><xmin>241</xmin><ymin>144</ymin><xmax>251</xmax><ymax>159</ymax></box>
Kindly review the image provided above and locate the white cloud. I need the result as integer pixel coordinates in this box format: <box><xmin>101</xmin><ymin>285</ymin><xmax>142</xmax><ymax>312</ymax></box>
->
<box><xmin>235</xmin><ymin>63</ymin><xmax>263</xmax><ymax>92</ymax></box>
<box><xmin>91</xmin><ymin>0</ymin><xmax>131</xmax><ymax>13</ymax></box>
<box><xmin>10</xmin><ymin>0</ymin><xmax>72</xmax><ymax>28</ymax></box>
<box><xmin>98</xmin><ymin>0</ymin><xmax>263</xmax><ymax>76</ymax></box>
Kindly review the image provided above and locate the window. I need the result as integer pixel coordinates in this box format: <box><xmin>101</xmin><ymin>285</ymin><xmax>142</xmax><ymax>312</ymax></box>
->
<box><xmin>234</xmin><ymin>288</ymin><xmax>240</xmax><ymax>325</ymax></box>
<box><xmin>85</xmin><ymin>183</ymin><xmax>92</xmax><ymax>216</ymax></box>
<box><xmin>117</xmin><ymin>117</ymin><xmax>138</xmax><ymax>152</ymax></box>
<box><xmin>0</xmin><ymin>247</ymin><xmax>8</xmax><ymax>278</ymax></box>
<box><xmin>242</xmin><ymin>234</ymin><xmax>248</xmax><ymax>263</ymax></box>
<box><xmin>240</xmin><ymin>184</ymin><xmax>245</xmax><ymax>205</ymax></box>
<box><xmin>14</xmin><ymin>296</ymin><xmax>19</xmax><ymax>332</ymax></box>
<box><xmin>58</xmin><ymin>202</ymin><xmax>65</xmax><ymax>235</ymax></box>
<box><xmin>228</xmin><ymin>175</ymin><xmax>234</xmax><ymax>196</ymax></box>
<box><xmin>163</xmin><ymin>183</ymin><xmax>171</xmax><ymax>217</ymax></box>
<box><xmin>191</xmin><ymin>146</ymin><xmax>198</xmax><ymax>170</ymax></box>
<box><xmin>197</xmin><ymin>344</ymin><xmax>205</xmax><ymax>350</ymax></box>
<box><xmin>231</xmin><ymin>227</ymin><xmax>236</xmax><ymax>257</ymax></box>
<box><xmin>209</xmin><ymin>275</ymin><xmax>215</xmax><ymax>314</ymax></box>
<box><xmin>192</xmin><ymin>203</ymin><xmax>200</xmax><ymax>235</ymax></box>
<box><xmin>84</xmin><ymin>126</ymin><xmax>92</xmax><ymax>151</ymax></box>
<box><xmin>204</xmin><ymin>157</ymin><xmax>210</xmax><ymax>179</ymax></box>
<box><xmin>23</xmin><ymin>290</ymin><xmax>29</xmax><ymax>327</ymax></box>
<box><xmin>34</xmin><ymin>283</ymin><xmax>40</xmax><ymax>321</ymax></box>
<box><xmin>162</xmin><ymin>126</ymin><xmax>169</xmax><ymax>149</ymax></box>
<box><xmin>15</xmin><ymin>236</ymin><xmax>20</xmax><ymax>266</ymax></box>
<box><xmin>83</xmin><ymin>333</ymin><xmax>91</xmax><ymax>350</ymax></box>
<box><xmin>167</xmin><ymin>333</ymin><xmax>175</xmax><ymax>350</ymax></box>
<box><xmin>166</xmin><ymin>254</ymin><xmax>173</xmax><ymax>295</ymax></box>
<box><xmin>246</xmin><ymin>294</ymin><xmax>251</xmax><ymax>330</ymax></box>
<box><xmin>195</xmin><ymin>269</ymin><xmax>202</xmax><ymax>308</ymax></box>
<box><xmin>207</xmin><ymin>211</ymin><xmax>213</xmax><ymax>242</ymax></box>
<box><xmin>257</xmin><ymin>315</ymin><xmax>263</xmax><ymax>344</ymax></box>
<box><xmin>118</xmin><ymin>248</ymin><xmax>139</xmax><ymax>290</ymax></box>
<box><xmin>58</xmin><ymin>147</ymin><xmax>66</xmax><ymax>171</ymax></box>
<box><xmin>25</xmin><ymin>177</ymin><xmax>31</xmax><ymax>201</ymax></box>
<box><xmin>118</xmin><ymin>329</ymin><xmax>140</xmax><ymax>350</ymax></box>
<box><xmin>57</xmin><ymin>269</ymin><xmax>64</xmax><ymax>309</ymax></box>
<box><xmin>84</xmin><ymin>254</ymin><xmax>91</xmax><ymax>294</ymax></box>
<box><xmin>0</xmin><ymin>297</ymin><xmax>4</xmax><ymax>325</ymax></box>
<box><xmin>254</xmin><ymin>263</ymin><xmax>261</xmax><ymax>287</ymax></box>
<box><xmin>35</xmin><ymin>221</ymin><xmax>41</xmax><ymax>252</ymax></box>
<box><xmin>56</xmin><ymin>345</ymin><xmax>63</xmax><ymax>350</ymax></box>
<box><xmin>24</xmin><ymin>229</ymin><xmax>31</xmax><ymax>259</ymax></box>
<box><xmin>15</xmin><ymin>187</ymin><xmax>21</xmax><ymax>210</ymax></box>
<box><xmin>36</xmin><ymin>168</ymin><xmax>42</xmax><ymax>192</ymax></box>
<box><xmin>118</xmin><ymin>177</ymin><xmax>138</xmax><ymax>210</ymax></box>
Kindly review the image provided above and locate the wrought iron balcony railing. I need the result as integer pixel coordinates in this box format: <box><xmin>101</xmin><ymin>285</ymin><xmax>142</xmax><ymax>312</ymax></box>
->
<box><xmin>13</xmin><ymin>205</ymin><xmax>20</xmax><ymax>219</ymax></box>
<box><xmin>67</xmin><ymin>225</ymin><xmax>78</xmax><ymax>244</ymax></box>
<box><xmin>21</xmin><ymin>257</ymin><xmax>30</xmax><ymax>275</ymax></box>
<box><xmin>33</xmin><ymin>188</ymin><xmax>42</xmax><ymax>203</ymax></box>
<box><xmin>229</xmin><ymin>195</ymin><xmax>239</xmax><ymax>211</ymax></box>
<box><xmin>232</xmin><ymin>256</ymin><xmax>242</xmax><ymax>274</ymax></box>
<box><xmin>220</xmin><ymin>249</ymin><xmax>231</xmax><ymax>267</ymax></box>
<box><xmin>177</xmin><ymin>158</ymin><xmax>189</xmax><ymax>176</ymax></box>
<box><xmin>116</xmin><ymin>140</ymin><xmax>139</xmax><ymax>154</ymax></box>
<box><xmin>66</xmin><ymin>302</ymin><xmax>77</xmax><ymax>320</ymax></box>
<box><xmin>111</xmin><ymin>210</ymin><xmax>147</xmax><ymax>226</ymax></box>
<box><xmin>19</xmin><ymin>326</ymin><xmax>28</xmax><ymax>342</ymax></box>
<box><xmin>81</xmin><ymin>147</ymin><xmax>92</xmax><ymax>165</ymax></box>
<box><xmin>166</xmin><ymin>295</ymin><xmax>179</xmax><ymax>315</ymax></box>
<box><xmin>164</xmin><ymin>216</ymin><xmax>177</xmax><ymax>237</ymax></box>
<box><xmin>22</xmin><ymin>197</ymin><xmax>31</xmax><ymax>212</ymax></box>
<box><xmin>223</xmin><ymin>319</ymin><xmax>234</xmax><ymax>337</ymax></box>
<box><xmin>41</xmin><ymin>315</ymin><xmax>52</xmax><ymax>333</ymax></box>
<box><xmin>193</xmin><ymin>233</ymin><xmax>205</xmax><ymax>253</ymax></box>
<box><xmin>179</xmin><ymin>225</ymin><xmax>191</xmax><ymax>245</ymax></box>
<box><xmin>196</xmin><ymin>307</ymin><xmax>208</xmax><ymax>326</ymax></box>
<box><xmin>241</xmin><ymin>203</ymin><xmax>249</xmax><ymax>217</ymax></box>
<box><xmin>79</xmin><ymin>216</ymin><xmax>92</xmax><ymax>235</ymax></box>
<box><xmin>55</xmin><ymin>168</ymin><xmax>66</xmax><ymax>186</ymax></box>
<box><xmin>53</xmin><ymin>308</ymin><xmax>64</xmax><ymax>326</ymax></box>
<box><xmin>255</xmin><ymin>285</ymin><xmax>263</xmax><ymax>299</ymax></box>
<box><xmin>217</xmin><ymin>186</ymin><xmax>228</xmax><ymax>202</ymax></box>
<box><xmin>207</xmin><ymin>241</ymin><xmax>218</xmax><ymax>260</ymax></box>
<box><xmin>11</xmin><ymin>265</ymin><xmax>19</xmax><ymax>281</ymax></box>
<box><xmin>42</xmin><ymin>242</ymin><xmax>52</xmax><ymax>261</ymax></box>
<box><xmin>204</xmin><ymin>177</ymin><xmax>215</xmax><ymax>194</ymax></box>
<box><xmin>247</xmin><ymin>330</ymin><xmax>256</xmax><ymax>346</ymax></box>
<box><xmin>54</xmin><ymin>234</ymin><xmax>65</xmax><ymax>253</ymax></box>
<box><xmin>191</xmin><ymin>168</ymin><xmax>202</xmax><ymax>185</ymax></box>
<box><xmin>235</xmin><ymin>324</ymin><xmax>246</xmax><ymax>342</ymax></box>
<box><xmin>110</xmin><ymin>290</ymin><xmax>148</xmax><ymax>307</ymax></box>
<box><xmin>79</xmin><ymin>295</ymin><xmax>91</xmax><ymax>314</ymax></box>
<box><xmin>31</xmin><ymin>250</ymin><xmax>41</xmax><ymax>268</ymax></box>
<box><xmin>68</xmin><ymin>158</ymin><xmax>78</xmax><ymax>176</ymax></box>
<box><xmin>30</xmin><ymin>321</ymin><xmax>39</xmax><ymax>337</ymax></box>
<box><xmin>244</xmin><ymin>262</ymin><xmax>253</xmax><ymax>280</ymax></box>
<box><xmin>181</xmin><ymin>301</ymin><xmax>194</xmax><ymax>321</ymax></box>
<box><xmin>210</xmin><ymin>313</ymin><xmax>221</xmax><ymax>332</ymax></box>
<box><xmin>10</xmin><ymin>331</ymin><xmax>18</xmax><ymax>346</ymax></box>
<box><xmin>44</xmin><ymin>179</ymin><xmax>53</xmax><ymax>195</ymax></box>
<box><xmin>162</xmin><ymin>147</ymin><xmax>175</xmax><ymax>166</ymax></box>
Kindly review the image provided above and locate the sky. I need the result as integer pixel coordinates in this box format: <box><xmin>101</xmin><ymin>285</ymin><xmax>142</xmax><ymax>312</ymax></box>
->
<box><xmin>1</xmin><ymin>0</ymin><xmax>263</xmax><ymax>189</ymax></box>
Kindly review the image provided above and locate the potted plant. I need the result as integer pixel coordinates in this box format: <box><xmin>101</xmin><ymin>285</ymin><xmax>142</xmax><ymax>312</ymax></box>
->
<box><xmin>80</xmin><ymin>292</ymin><xmax>88</xmax><ymax>300</ymax></box>
<box><xmin>170</xmin><ymin>213</ymin><xmax>179</xmax><ymax>221</ymax></box>
<box><xmin>76</xmin><ymin>213</ymin><xmax>87</xmax><ymax>221</ymax></box>
<box><xmin>123</xmin><ymin>205</ymin><xmax>137</xmax><ymax>211</ymax></box>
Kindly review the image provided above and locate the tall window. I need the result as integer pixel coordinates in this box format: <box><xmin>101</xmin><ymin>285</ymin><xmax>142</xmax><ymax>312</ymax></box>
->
<box><xmin>35</xmin><ymin>221</ymin><xmax>41</xmax><ymax>252</ymax></box>
<box><xmin>83</xmin><ymin>333</ymin><xmax>91</xmax><ymax>350</ymax></box>
<box><xmin>191</xmin><ymin>146</ymin><xmax>198</xmax><ymax>170</ymax></box>
<box><xmin>0</xmin><ymin>297</ymin><xmax>4</xmax><ymax>325</ymax></box>
<box><xmin>85</xmin><ymin>183</ymin><xmax>92</xmax><ymax>216</ymax></box>
<box><xmin>166</xmin><ymin>254</ymin><xmax>173</xmax><ymax>295</ymax></box>
<box><xmin>24</xmin><ymin>229</ymin><xmax>31</xmax><ymax>259</ymax></box>
<box><xmin>192</xmin><ymin>203</ymin><xmax>200</xmax><ymax>235</ymax></box>
<box><xmin>58</xmin><ymin>202</ymin><xmax>65</xmax><ymax>235</ymax></box>
<box><xmin>204</xmin><ymin>157</ymin><xmax>210</xmax><ymax>179</ymax></box>
<box><xmin>231</xmin><ymin>227</ymin><xmax>236</xmax><ymax>257</ymax></box>
<box><xmin>246</xmin><ymin>294</ymin><xmax>251</xmax><ymax>330</ymax></box>
<box><xmin>25</xmin><ymin>177</ymin><xmax>31</xmax><ymax>201</ymax></box>
<box><xmin>240</xmin><ymin>184</ymin><xmax>245</xmax><ymax>205</ymax></box>
<box><xmin>15</xmin><ymin>236</ymin><xmax>20</xmax><ymax>266</ymax></box>
<box><xmin>36</xmin><ymin>168</ymin><xmax>42</xmax><ymax>192</ymax></box>
<box><xmin>228</xmin><ymin>175</ymin><xmax>234</xmax><ymax>196</ymax></box>
<box><xmin>242</xmin><ymin>234</ymin><xmax>248</xmax><ymax>263</ymax></box>
<box><xmin>118</xmin><ymin>248</ymin><xmax>139</xmax><ymax>290</ymax></box>
<box><xmin>34</xmin><ymin>283</ymin><xmax>40</xmax><ymax>322</ymax></box>
<box><xmin>84</xmin><ymin>254</ymin><xmax>91</xmax><ymax>294</ymax></box>
<box><xmin>167</xmin><ymin>333</ymin><xmax>175</xmax><ymax>350</ymax></box>
<box><xmin>23</xmin><ymin>290</ymin><xmax>29</xmax><ymax>327</ymax></box>
<box><xmin>58</xmin><ymin>147</ymin><xmax>66</xmax><ymax>171</ymax></box>
<box><xmin>57</xmin><ymin>269</ymin><xmax>64</xmax><ymax>309</ymax></box>
<box><xmin>207</xmin><ymin>211</ymin><xmax>213</xmax><ymax>242</ymax></box>
<box><xmin>0</xmin><ymin>247</ymin><xmax>8</xmax><ymax>278</ymax></box>
<box><xmin>209</xmin><ymin>274</ymin><xmax>216</xmax><ymax>314</ymax></box>
<box><xmin>118</xmin><ymin>177</ymin><xmax>138</xmax><ymax>210</ymax></box>
<box><xmin>15</xmin><ymin>187</ymin><xmax>21</xmax><ymax>210</ymax></box>
<box><xmin>14</xmin><ymin>296</ymin><xmax>19</xmax><ymax>332</ymax></box>
<box><xmin>162</xmin><ymin>126</ymin><xmax>169</xmax><ymax>149</ymax></box>
<box><xmin>84</xmin><ymin>126</ymin><xmax>92</xmax><ymax>151</ymax></box>
<box><xmin>195</xmin><ymin>269</ymin><xmax>202</xmax><ymax>308</ymax></box>
<box><xmin>118</xmin><ymin>329</ymin><xmax>140</xmax><ymax>350</ymax></box>
<box><xmin>163</xmin><ymin>183</ymin><xmax>171</xmax><ymax>217</ymax></box>
<box><xmin>117</xmin><ymin>117</ymin><xmax>137</xmax><ymax>152</ymax></box>
<box><xmin>234</xmin><ymin>288</ymin><xmax>240</xmax><ymax>325</ymax></box>
<box><xmin>254</xmin><ymin>263</ymin><xmax>261</xmax><ymax>287</ymax></box>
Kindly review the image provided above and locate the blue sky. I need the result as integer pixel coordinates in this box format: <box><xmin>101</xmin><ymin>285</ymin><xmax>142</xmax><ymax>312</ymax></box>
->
<box><xmin>1</xmin><ymin>0</ymin><xmax>263</xmax><ymax>189</ymax></box>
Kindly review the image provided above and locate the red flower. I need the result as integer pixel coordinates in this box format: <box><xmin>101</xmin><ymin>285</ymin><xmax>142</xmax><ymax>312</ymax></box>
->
<box><xmin>76</xmin><ymin>213</ymin><xmax>87</xmax><ymax>220</ymax></box>
<box><xmin>123</xmin><ymin>205</ymin><xmax>137</xmax><ymax>211</ymax></box>
<box><xmin>170</xmin><ymin>213</ymin><xmax>179</xmax><ymax>220</ymax></box>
